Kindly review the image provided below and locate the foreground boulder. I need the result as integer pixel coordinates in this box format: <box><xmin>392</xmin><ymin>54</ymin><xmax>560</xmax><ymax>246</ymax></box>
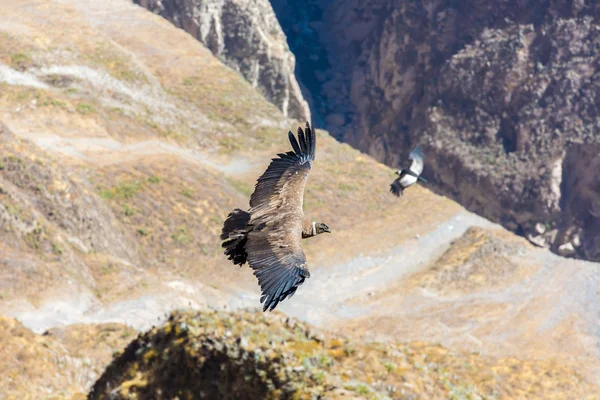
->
<box><xmin>89</xmin><ymin>309</ymin><xmax>599</xmax><ymax>399</ymax></box>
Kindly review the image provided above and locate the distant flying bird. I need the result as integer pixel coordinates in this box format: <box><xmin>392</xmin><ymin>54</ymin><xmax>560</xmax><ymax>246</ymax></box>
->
<box><xmin>390</xmin><ymin>145</ymin><xmax>427</xmax><ymax>197</ymax></box>
<box><xmin>220</xmin><ymin>122</ymin><xmax>330</xmax><ymax>312</ymax></box>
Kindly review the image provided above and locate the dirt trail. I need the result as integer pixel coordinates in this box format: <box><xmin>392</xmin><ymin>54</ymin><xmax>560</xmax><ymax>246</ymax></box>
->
<box><xmin>8</xmin><ymin>204</ymin><xmax>495</xmax><ymax>333</ymax></box>
<box><xmin>279</xmin><ymin>211</ymin><xmax>496</xmax><ymax>324</ymax></box>
<box><xmin>14</xmin><ymin>132</ymin><xmax>254</xmax><ymax>174</ymax></box>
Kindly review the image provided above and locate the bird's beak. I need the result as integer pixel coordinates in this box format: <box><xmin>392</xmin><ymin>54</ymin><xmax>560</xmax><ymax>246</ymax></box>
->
<box><xmin>325</xmin><ymin>227</ymin><xmax>331</xmax><ymax>233</ymax></box>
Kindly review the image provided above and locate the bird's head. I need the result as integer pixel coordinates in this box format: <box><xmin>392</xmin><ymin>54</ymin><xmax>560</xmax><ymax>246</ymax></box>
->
<box><xmin>315</xmin><ymin>222</ymin><xmax>331</xmax><ymax>234</ymax></box>
<box><xmin>395</xmin><ymin>169</ymin><xmax>403</xmax><ymax>176</ymax></box>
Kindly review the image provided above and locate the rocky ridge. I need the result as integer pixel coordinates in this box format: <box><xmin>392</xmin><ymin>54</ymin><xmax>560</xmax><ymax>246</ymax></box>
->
<box><xmin>89</xmin><ymin>309</ymin><xmax>600</xmax><ymax>400</ymax></box>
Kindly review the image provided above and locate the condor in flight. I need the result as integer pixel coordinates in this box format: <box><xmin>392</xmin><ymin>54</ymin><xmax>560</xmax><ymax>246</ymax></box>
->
<box><xmin>390</xmin><ymin>145</ymin><xmax>427</xmax><ymax>197</ymax></box>
<box><xmin>220</xmin><ymin>122</ymin><xmax>330</xmax><ymax>312</ymax></box>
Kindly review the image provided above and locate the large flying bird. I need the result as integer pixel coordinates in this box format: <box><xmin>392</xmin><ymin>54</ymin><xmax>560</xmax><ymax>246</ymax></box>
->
<box><xmin>220</xmin><ymin>122</ymin><xmax>330</xmax><ymax>312</ymax></box>
<box><xmin>390</xmin><ymin>145</ymin><xmax>427</xmax><ymax>197</ymax></box>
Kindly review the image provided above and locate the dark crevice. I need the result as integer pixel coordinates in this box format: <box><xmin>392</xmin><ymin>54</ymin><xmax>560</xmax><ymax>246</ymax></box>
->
<box><xmin>270</xmin><ymin>0</ymin><xmax>332</xmax><ymax>130</ymax></box>
<box><xmin>498</xmin><ymin>118</ymin><xmax>517</xmax><ymax>154</ymax></box>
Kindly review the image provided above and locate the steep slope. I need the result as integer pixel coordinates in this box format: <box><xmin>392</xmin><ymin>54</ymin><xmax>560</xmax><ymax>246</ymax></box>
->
<box><xmin>0</xmin><ymin>0</ymin><xmax>599</xmax><ymax>398</ymax></box>
<box><xmin>0</xmin><ymin>316</ymin><xmax>134</xmax><ymax>400</ymax></box>
<box><xmin>270</xmin><ymin>0</ymin><xmax>600</xmax><ymax>262</ymax></box>
<box><xmin>133</xmin><ymin>0</ymin><xmax>310</xmax><ymax>122</ymax></box>
<box><xmin>0</xmin><ymin>0</ymin><xmax>456</xmax><ymax>329</ymax></box>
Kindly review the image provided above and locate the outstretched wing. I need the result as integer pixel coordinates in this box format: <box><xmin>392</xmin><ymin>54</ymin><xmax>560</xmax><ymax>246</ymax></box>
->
<box><xmin>248</xmin><ymin>122</ymin><xmax>315</xmax><ymax>212</ymax></box>
<box><xmin>246</xmin><ymin>223</ymin><xmax>310</xmax><ymax>311</ymax></box>
<box><xmin>408</xmin><ymin>146</ymin><xmax>424</xmax><ymax>176</ymax></box>
<box><xmin>246</xmin><ymin>123</ymin><xmax>316</xmax><ymax>311</ymax></box>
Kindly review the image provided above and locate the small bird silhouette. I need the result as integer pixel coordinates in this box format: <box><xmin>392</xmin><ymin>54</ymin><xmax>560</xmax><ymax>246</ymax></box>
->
<box><xmin>390</xmin><ymin>145</ymin><xmax>427</xmax><ymax>197</ymax></box>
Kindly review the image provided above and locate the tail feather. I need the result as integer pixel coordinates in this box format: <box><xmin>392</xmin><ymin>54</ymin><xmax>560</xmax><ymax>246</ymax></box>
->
<box><xmin>221</xmin><ymin>208</ymin><xmax>251</xmax><ymax>266</ymax></box>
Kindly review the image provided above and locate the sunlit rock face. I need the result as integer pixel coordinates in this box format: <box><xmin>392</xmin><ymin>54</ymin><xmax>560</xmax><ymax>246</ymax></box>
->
<box><xmin>135</xmin><ymin>0</ymin><xmax>311</xmax><ymax>123</ymax></box>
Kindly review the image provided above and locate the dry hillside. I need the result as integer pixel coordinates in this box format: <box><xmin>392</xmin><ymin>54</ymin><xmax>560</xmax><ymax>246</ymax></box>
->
<box><xmin>0</xmin><ymin>0</ymin><xmax>599</xmax><ymax>399</ymax></box>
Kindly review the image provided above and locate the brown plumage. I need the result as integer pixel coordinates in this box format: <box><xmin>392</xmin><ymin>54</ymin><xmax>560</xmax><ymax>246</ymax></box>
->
<box><xmin>220</xmin><ymin>122</ymin><xmax>330</xmax><ymax>312</ymax></box>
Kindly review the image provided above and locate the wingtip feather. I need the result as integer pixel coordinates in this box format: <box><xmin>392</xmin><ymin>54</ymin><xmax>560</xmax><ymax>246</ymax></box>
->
<box><xmin>288</xmin><ymin>130</ymin><xmax>301</xmax><ymax>154</ymax></box>
<box><xmin>306</xmin><ymin>121</ymin><xmax>316</xmax><ymax>160</ymax></box>
<box><xmin>297</xmin><ymin>126</ymin><xmax>307</xmax><ymax>154</ymax></box>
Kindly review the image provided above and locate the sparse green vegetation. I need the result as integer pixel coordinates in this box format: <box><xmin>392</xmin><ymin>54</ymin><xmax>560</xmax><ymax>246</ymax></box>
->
<box><xmin>115</xmin><ymin>181</ymin><xmax>141</xmax><ymax>199</ymax></box>
<box><xmin>148</xmin><ymin>176</ymin><xmax>161</xmax><ymax>184</ymax></box>
<box><xmin>317</xmin><ymin>354</ymin><xmax>333</xmax><ymax>368</ymax></box>
<box><xmin>101</xmin><ymin>264</ymin><xmax>116</xmax><ymax>275</ymax></box>
<box><xmin>343</xmin><ymin>343</ymin><xmax>356</xmax><ymax>357</ymax></box>
<box><xmin>180</xmin><ymin>188</ymin><xmax>194</xmax><ymax>199</ymax></box>
<box><xmin>123</xmin><ymin>204</ymin><xmax>135</xmax><ymax>216</ymax></box>
<box><xmin>172</xmin><ymin>227</ymin><xmax>192</xmax><ymax>245</ymax></box>
<box><xmin>24</xmin><ymin>226</ymin><xmax>45</xmax><ymax>250</ymax></box>
<box><xmin>76</xmin><ymin>102</ymin><xmax>94</xmax><ymax>115</ymax></box>
<box><xmin>42</xmin><ymin>98</ymin><xmax>67</xmax><ymax>108</ymax></box>
<box><xmin>0</xmin><ymin>85</ymin><xmax>68</xmax><ymax>110</ymax></box>
<box><xmin>219</xmin><ymin>136</ymin><xmax>242</xmax><ymax>153</ymax></box>
<box><xmin>99</xmin><ymin>187</ymin><xmax>115</xmax><ymax>200</ymax></box>
<box><xmin>87</xmin><ymin>45</ymin><xmax>148</xmax><ymax>83</ymax></box>
<box><xmin>449</xmin><ymin>383</ymin><xmax>482</xmax><ymax>400</ymax></box>
<box><xmin>353</xmin><ymin>383</ymin><xmax>371</xmax><ymax>395</ymax></box>
<box><xmin>338</xmin><ymin>182</ymin><xmax>358</xmax><ymax>192</ymax></box>
<box><xmin>3</xmin><ymin>202</ymin><xmax>21</xmax><ymax>218</ymax></box>
<box><xmin>10</xmin><ymin>53</ymin><xmax>29</xmax><ymax>64</ymax></box>
<box><xmin>98</xmin><ymin>180</ymin><xmax>143</xmax><ymax>202</ymax></box>
<box><xmin>52</xmin><ymin>242</ymin><xmax>63</xmax><ymax>255</ymax></box>
<box><xmin>312</xmin><ymin>370</ymin><xmax>326</xmax><ymax>384</ymax></box>
<box><xmin>383</xmin><ymin>361</ymin><xmax>396</xmax><ymax>373</ymax></box>
<box><xmin>10</xmin><ymin>52</ymin><xmax>32</xmax><ymax>69</ymax></box>
<box><xmin>137</xmin><ymin>228</ymin><xmax>149</xmax><ymax>236</ymax></box>
<box><xmin>156</xmin><ymin>127</ymin><xmax>185</xmax><ymax>141</ymax></box>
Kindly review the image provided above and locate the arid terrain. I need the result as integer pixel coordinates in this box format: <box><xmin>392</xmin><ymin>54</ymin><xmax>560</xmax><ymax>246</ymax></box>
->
<box><xmin>0</xmin><ymin>0</ymin><xmax>599</xmax><ymax>399</ymax></box>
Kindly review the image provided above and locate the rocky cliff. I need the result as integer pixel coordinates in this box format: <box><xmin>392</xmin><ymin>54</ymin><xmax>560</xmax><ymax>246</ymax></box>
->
<box><xmin>270</xmin><ymin>0</ymin><xmax>600</xmax><ymax>262</ymax></box>
<box><xmin>134</xmin><ymin>0</ymin><xmax>310</xmax><ymax>123</ymax></box>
